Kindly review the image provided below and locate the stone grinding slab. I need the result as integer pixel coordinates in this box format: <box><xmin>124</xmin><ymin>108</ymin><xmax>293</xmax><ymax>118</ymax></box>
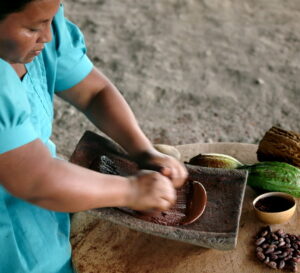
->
<box><xmin>70</xmin><ymin>131</ymin><xmax>248</xmax><ymax>250</ymax></box>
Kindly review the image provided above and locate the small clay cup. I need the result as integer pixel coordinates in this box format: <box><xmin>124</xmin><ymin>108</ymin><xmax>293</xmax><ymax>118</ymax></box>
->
<box><xmin>252</xmin><ymin>192</ymin><xmax>296</xmax><ymax>224</ymax></box>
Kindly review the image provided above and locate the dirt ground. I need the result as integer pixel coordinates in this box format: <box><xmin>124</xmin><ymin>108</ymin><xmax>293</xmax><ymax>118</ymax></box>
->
<box><xmin>53</xmin><ymin>0</ymin><xmax>300</xmax><ymax>158</ymax></box>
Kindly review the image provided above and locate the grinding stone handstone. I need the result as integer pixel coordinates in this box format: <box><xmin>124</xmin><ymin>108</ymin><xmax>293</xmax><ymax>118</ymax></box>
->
<box><xmin>70</xmin><ymin>131</ymin><xmax>248</xmax><ymax>250</ymax></box>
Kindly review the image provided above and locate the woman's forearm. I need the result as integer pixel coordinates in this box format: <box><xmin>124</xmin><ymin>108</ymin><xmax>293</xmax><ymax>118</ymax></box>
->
<box><xmin>0</xmin><ymin>140</ymin><xmax>132</xmax><ymax>212</ymax></box>
<box><xmin>27</xmin><ymin>158</ymin><xmax>132</xmax><ymax>212</ymax></box>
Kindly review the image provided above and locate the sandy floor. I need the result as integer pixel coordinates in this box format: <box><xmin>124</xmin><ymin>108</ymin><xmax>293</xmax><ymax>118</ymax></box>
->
<box><xmin>53</xmin><ymin>0</ymin><xmax>300</xmax><ymax>158</ymax></box>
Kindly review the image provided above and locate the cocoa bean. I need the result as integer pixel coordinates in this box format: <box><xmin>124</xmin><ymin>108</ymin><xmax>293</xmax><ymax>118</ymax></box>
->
<box><xmin>267</xmin><ymin>261</ymin><xmax>277</xmax><ymax>269</ymax></box>
<box><xmin>256</xmin><ymin>237</ymin><xmax>266</xmax><ymax>246</ymax></box>
<box><xmin>278</xmin><ymin>260</ymin><xmax>285</xmax><ymax>269</ymax></box>
<box><xmin>269</xmin><ymin>254</ymin><xmax>278</xmax><ymax>261</ymax></box>
<box><xmin>284</xmin><ymin>257</ymin><xmax>292</xmax><ymax>262</ymax></box>
<box><xmin>286</xmin><ymin>254</ymin><xmax>293</xmax><ymax>261</ymax></box>
<box><xmin>292</xmin><ymin>243</ymin><xmax>298</xmax><ymax>250</ymax></box>
<box><xmin>278</xmin><ymin>252</ymin><xmax>289</xmax><ymax>259</ymax></box>
<box><xmin>261</xmin><ymin>230</ymin><xmax>269</xmax><ymax>237</ymax></box>
<box><xmin>265</xmin><ymin>247</ymin><xmax>275</xmax><ymax>254</ymax></box>
<box><xmin>286</xmin><ymin>248</ymin><xmax>293</xmax><ymax>253</ymax></box>
<box><xmin>256</xmin><ymin>247</ymin><xmax>263</xmax><ymax>253</ymax></box>
<box><xmin>285</xmin><ymin>254</ymin><xmax>293</xmax><ymax>261</ymax></box>
<box><xmin>270</xmin><ymin>240</ymin><xmax>279</xmax><ymax>246</ymax></box>
<box><xmin>276</xmin><ymin>229</ymin><xmax>285</xmax><ymax>236</ymax></box>
<box><xmin>256</xmin><ymin>252</ymin><xmax>265</xmax><ymax>261</ymax></box>
<box><xmin>264</xmin><ymin>257</ymin><xmax>270</xmax><ymax>264</ymax></box>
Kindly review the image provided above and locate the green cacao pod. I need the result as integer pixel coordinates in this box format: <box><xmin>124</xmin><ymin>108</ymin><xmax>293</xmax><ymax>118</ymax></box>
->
<box><xmin>239</xmin><ymin>161</ymin><xmax>300</xmax><ymax>197</ymax></box>
<box><xmin>188</xmin><ymin>153</ymin><xmax>243</xmax><ymax>169</ymax></box>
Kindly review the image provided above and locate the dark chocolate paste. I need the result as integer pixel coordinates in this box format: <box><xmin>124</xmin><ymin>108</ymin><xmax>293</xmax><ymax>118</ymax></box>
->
<box><xmin>255</xmin><ymin>196</ymin><xmax>294</xmax><ymax>213</ymax></box>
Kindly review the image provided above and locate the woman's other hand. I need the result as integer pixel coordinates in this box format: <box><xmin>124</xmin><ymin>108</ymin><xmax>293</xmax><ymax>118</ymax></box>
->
<box><xmin>133</xmin><ymin>150</ymin><xmax>188</xmax><ymax>188</ymax></box>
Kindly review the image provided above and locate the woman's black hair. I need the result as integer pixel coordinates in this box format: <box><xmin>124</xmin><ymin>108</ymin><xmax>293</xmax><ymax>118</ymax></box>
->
<box><xmin>0</xmin><ymin>1</ymin><xmax>37</xmax><ymax>21</ymax></box>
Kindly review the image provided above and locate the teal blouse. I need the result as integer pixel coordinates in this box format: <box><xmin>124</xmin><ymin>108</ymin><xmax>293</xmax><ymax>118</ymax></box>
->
<box><xmin>0</xmin><ymin>4</ymin><xmax>93</xmax><ymax>273</ymax></box>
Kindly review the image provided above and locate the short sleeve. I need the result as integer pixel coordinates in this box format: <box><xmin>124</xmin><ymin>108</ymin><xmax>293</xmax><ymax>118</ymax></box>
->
<box><xmin>53</xmin><ymin>5</ymin><xmax>93</xmax><ymax>92</ymax></box>
<box><xmin>0</xmin><ymin>60</ymin><xmax>38</xmax><ymax>154</ymax></box>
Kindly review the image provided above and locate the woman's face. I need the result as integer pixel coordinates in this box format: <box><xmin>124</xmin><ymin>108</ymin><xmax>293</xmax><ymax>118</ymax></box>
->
<box><xmin>0</xmin><ymin>0</ymin><xmax>60</xmax><ymax>64</ymax></box>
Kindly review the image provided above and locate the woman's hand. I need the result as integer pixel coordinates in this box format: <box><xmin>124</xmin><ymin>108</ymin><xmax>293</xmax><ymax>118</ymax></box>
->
<box><xmin>126</xmin><ymin>170</ymin><xmax>176</xmax><ymax>211</ymax></box>
<box><xmin>133</xmin><ymin>149</ymin><xmax>188</xmax><ymax>188</ymax></box>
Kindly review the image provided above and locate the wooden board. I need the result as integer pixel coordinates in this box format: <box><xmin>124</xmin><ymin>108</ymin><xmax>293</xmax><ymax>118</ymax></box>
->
<box><xmin>70</xmin><ymin>139</ymin><xmax>299</xmax><ymax>273</ymax></box>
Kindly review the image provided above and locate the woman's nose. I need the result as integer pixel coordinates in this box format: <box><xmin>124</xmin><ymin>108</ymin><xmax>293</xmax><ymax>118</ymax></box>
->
<box><xmin>37</xmin><ymin>24</ymin><xmax>52</xmax><ymax>44</ymax></box>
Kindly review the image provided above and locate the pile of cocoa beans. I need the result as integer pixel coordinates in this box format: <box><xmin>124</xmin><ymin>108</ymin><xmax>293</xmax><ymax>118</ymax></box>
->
<box><xmin>255</xmin><ymin>226</ymin><xmax>300</xmax><ymax>272</ymax></box>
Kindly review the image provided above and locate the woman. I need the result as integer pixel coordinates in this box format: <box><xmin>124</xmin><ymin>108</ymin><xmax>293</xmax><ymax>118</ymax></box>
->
<box><xmin>0</xmin><ymin>0</ymin><xmax>187</xmax><ymax>272</ymax></box>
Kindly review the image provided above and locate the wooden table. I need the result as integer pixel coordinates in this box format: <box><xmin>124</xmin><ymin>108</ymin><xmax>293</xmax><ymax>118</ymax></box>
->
<box><xmin>71</xmin><ymin>143</ymin><xmax>299</xmax><ymax>273</ymax></box>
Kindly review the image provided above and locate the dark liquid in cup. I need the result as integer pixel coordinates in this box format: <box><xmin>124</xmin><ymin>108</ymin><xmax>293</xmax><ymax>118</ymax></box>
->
<box><xmin>255</xmin><ymin>196</ymin><xmax>294</xmax><ymax>213</ymax></box>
